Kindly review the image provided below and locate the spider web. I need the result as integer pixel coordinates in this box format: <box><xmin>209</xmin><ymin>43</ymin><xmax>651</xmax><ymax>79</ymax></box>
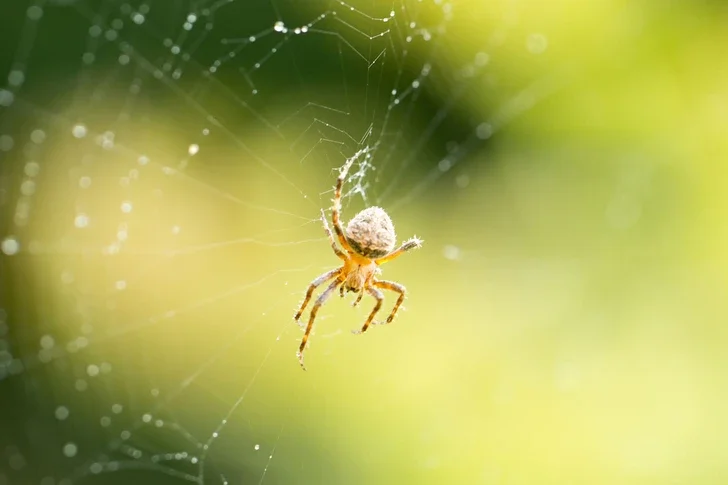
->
<box><xmin>0</xmin><ymin>1</ymin><xmax>554</xmax><ymax>484</ymax></box>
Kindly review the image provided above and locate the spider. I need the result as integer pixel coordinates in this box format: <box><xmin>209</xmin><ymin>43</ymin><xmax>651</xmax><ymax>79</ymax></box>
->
<box><xmin>293</xmin><ymin>156</ymin><xmax>423</xmax><ymax>370</ymax></box>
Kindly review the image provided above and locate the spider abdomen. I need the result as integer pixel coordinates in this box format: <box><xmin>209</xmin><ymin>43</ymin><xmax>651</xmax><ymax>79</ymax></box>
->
<box><xmin>345</xmin><ymin>206</ymin><xmax>396</xmax><ymax>259</ymax></box>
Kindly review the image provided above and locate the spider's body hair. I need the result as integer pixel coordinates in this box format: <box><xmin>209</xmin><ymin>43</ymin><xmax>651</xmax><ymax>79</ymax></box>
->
<box><xmin>345</xmin><ymin>206</ymin><xmax>396</xmax><ymax>259</ymax></box>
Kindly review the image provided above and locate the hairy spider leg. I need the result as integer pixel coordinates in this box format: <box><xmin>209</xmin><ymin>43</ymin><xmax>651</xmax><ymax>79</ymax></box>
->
<box><xmin>331</xmin><ymin>158</ymin><xmax>356</xmax><ymax>253</ymax></box>
<box><xmin>374</xmin><ymin>279</ymin><xmax>406</xmax><ymax>324</ymax></box>
<box><xmin>352</xmin><ymin>286</ymin><xmax>384</xmax><ymax>335</ymax></box>
<box><xmin>294</xmin><ymin>268</ymin><xmax>341</xmax><ymax>322</ymax></box>
<box><xmin>320</xmin><ymin>209</ymin><xmax>346</xmax><ymax>260</ymax></box>
<box><xmin>298</xmin><ymin>277</ymin><xmax>343</xmax><ymax>370</ymax></box>
<box><xmin>376</xmin><ymin>237</ymin><xmax>422</xmax><ymax>265</ymax></box>
<box><xmin>352</xmin><ymin>289</ymin><xmax>365</xmax><ymax>307</ymax></box>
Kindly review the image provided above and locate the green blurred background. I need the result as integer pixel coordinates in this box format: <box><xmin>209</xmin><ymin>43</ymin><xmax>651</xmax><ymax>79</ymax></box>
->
<box><xmin>1</xmin><ymin>0</ymin><xmax>727</xmax><ymax>484</ymax></box>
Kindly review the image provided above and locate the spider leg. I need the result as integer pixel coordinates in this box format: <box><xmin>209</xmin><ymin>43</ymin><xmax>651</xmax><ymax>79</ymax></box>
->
<box><xmin>294</xmin><ymin>268</ymin><xmax>341</xmax><ymax>323</ymax></box>
<box><xmin>320</xmin><ymin>209</ymin><xmax>346</xmax><ymax>260</ymax></box>
<box><xmin>375</xmin><ymin>236</ymin><xmax>423</xmax><ymax>265</ymax></box>
<box><xmin>373</xmin><ymin>279</ymin><xmax>406</xmax><ymax>324</ymax></box>
<box><xmin>331</xmin><ymin>158</ymin><xmax>356</xmax><ymax>253</ymax></box>
<box><xmin>352</xmin><ymin>286</ymin><xmax>384</xmax><ymax>335</ymax></box>
<box><xmin>352</xmin><ymin>289</ymin><xmax>364</xmax><ymax>307</ymax></box>
<box><xmin>298</xmin><ymin>277</ymin><xmax>342</xmax><ymax>370</ymax></box>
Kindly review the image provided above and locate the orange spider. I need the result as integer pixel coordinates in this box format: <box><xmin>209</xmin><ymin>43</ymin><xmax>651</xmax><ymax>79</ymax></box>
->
<box><xmin>293</xmin><ymin>156</ymin><xmax>423</xmax><ymax>370</ymax></box>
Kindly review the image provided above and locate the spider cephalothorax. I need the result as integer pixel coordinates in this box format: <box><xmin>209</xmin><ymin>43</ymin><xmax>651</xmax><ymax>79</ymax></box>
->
<box><xmin>293</xmin><ymin>155</ymin><xmax>423</xmax><ymax>369</ymax></box>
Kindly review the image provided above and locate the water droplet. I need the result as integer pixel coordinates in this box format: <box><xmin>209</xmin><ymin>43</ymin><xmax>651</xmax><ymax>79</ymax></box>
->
<box><xmin>7</xmin><ymin>70</ymin><xmax>25</xmax><ymax>87</ymax></box>
<box><xmin>0</xmin><ymin>134</ymin><xmax>14</xmax><ymax>151</ymax></box>
<box><xmin>24</xmin><ymin>161</ymin><xmax>40</xmax><ymax>177</ymax></box>
<box><xmin>74</xmin><ymin>214</ymin><xmax>89</xmax><ymax>228</ymax></box>
<box><xmin>40</xmin><ymin>335</ymin><xmax>55</xmax><ymax>349</ymax></box>
<box><xmin>27</xmin><ymin>5</ymin><xmax>43</xmax><ymax>20</ymax></box>
<box><xmin>30</xmin><ymin>129</ymin><xmax>46</xmax><ymax>144</ymax></box>
<box><xmin>20</xmin><ymin>180</ymin><xmax>36</xmax><ymax>196</ymax></box>
<box><xmin>120</xmin><ymin>201</ymin><xmax>133</xmax><ymax>213</ymax></box>
<box><xmin>273</xmin><ymin>21</ymin><xmax>285</xmax><ymax>32</ymax></box>
<box><xmin>72</xmin><ymin>124</ymin><xmax>88</xmax><ymax>138</ymax></box>
<box><xmin>1</xmin><ymin>237</ymin><xmax>20</xmax><ymax>255</ymax></box>
<box><xmin>0</xmin><ymin>89</ymin><xmax>14</xmax><ymax>107</ymax></box>
<box><xmin>476</xmin><ymin>122</ymin><xmax>493</xmax><ymax>140</ymax></box>
<box><xmin>0</xmin><ymin>89</ymin><xmax>15</xmax><ymax>107</ymax></box>
<box><xmin>62</xmin><ymin>443</ymin><xmax>78</xmax><ymax>458</ymax></box>
<box><xmin>254</xmin><ymin>444</ymin><xmax>260</xmax><ymax>451</ymax></box>
<box><xmin>188</xmin><ymin>144</ymin><xmax>199</xmax><ymax>156</ymax></box>
<box><xmin>456</xmin><ymin>174</ymin><xmax>470</xmax><ymax>188</ymax></box>
<box><xmin>55</xmin><ymin>406</ymin><xmax>70</xmax><ymax>420</ymax></box>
